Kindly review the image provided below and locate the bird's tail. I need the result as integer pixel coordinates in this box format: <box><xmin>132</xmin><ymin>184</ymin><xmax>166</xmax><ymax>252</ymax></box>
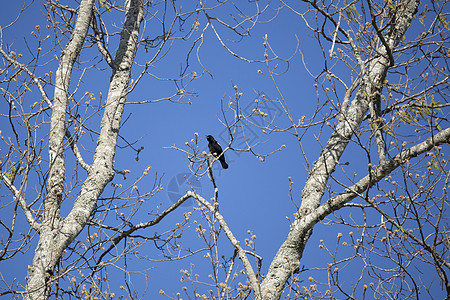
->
<box><xmin>220</xmin><ymin>159</ymin><xmax>228</xmax><ymax>169</ymax></box>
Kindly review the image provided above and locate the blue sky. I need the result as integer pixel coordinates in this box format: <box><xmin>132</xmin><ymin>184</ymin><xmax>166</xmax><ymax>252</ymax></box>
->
<box><xmin>0</xmin><ymin>1</ymin><xmax>447</xmax><ymax>299</ymax></box>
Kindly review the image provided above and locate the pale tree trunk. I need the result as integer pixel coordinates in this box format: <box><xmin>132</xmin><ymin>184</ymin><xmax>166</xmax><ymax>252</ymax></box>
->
<box><xmin>259</xmin><ymin>1</ymin><xmax>421</xmax><ymax>299</ymax></box>
<box><xmin>24</xmin><ymin>0</ymin><xmax>144</xmax><ymax>299</ymax></box>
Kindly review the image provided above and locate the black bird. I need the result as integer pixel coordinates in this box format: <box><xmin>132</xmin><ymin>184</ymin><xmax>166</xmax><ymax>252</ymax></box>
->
<box><xmin>206</xmin><ymin>135</ymin><xmax>228</xmax><ymax>169</ymax></box>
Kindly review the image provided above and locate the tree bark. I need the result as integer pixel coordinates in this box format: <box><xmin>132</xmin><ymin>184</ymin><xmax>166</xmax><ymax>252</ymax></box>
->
<box><xmin>259</xmin><ymin>1</ymin><xmax>420</xmax><ymax>299</ymax></box>
<box><xmin>24</xmin><ymin>0</ymin><xmax>144</xmax><ymax>299</ymax></box>
<box><xmin>25</xmin><ymin>1</ymin><xmax>95</xmax><ymax>298</ymax></box>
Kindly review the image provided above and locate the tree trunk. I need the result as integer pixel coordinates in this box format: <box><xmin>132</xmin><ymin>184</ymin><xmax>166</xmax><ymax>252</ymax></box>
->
<box><xmin>24</xmin><ymin>0</ymin><xmax>144</xmax><ymax>298</ymax></box>
<box><xmin>259</xmin><ymin>1</ymin><xmax>420</xmax><ymax>299</ymax></box>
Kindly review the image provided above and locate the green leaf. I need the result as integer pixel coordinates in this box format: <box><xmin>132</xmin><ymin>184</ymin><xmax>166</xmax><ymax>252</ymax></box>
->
<box><xmin>431</xmin><ymin>98</ymin><xmax>443</xmax><ymax>114</ymax></box>
<box><xmin>387</xmin><ymin>0</ymin><xmax>395</xmax><ymax>10</ymax></box>
<box><xmin>383</xmin><ymin>125</ymin><xmax>394</xmax><ymax>137</ymax></box>
<box><xmin>439</xmin><ymin>16</ymin><xmax>449</xmax><ymax>30</ymax></box>
<box><xmin>6</xmin><ymin>164</ymin><xmax>16</xmax><ymax>181</ymax></box>
<box><xmin>349</xmin><ymin>3</ymin><xmax>360</xmax><ymax>17</ymax></box>
<box><xmin>435</xmin><ymin>119</ymin><xmax>443</xmax><ymax>131</ymax></box>
<box><xmin>343</xmin><ymin>0</ymin><xmax>357</xmax><ymax>22</ymax></box>
<box><xmin>400</xmin><ymin>109</ymin><xmax>411</xmax><ymax>124</ymax></box>
<box><xmin>431</xmin><ymin>158</ymin><xmax>439</xmax><ymax>170</ymax></box>
<box><xmin>370</xmin><ymin>122</ymin><xmax>378</xmax><ymax>131</ymax></box>
<box><xmin>99</xmin><ymin>0</ymin><xmax>111</xmax><ymax>12</ymax></box>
